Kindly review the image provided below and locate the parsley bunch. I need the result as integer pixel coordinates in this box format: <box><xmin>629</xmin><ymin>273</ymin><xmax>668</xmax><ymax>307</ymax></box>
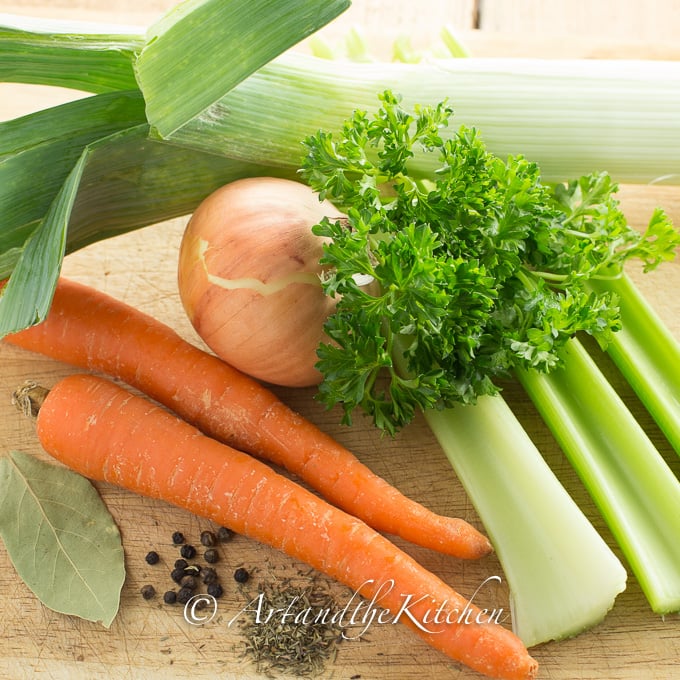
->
<box><xmin>300</xmin><ymin>91</ymin><xmax>677</xmax><ymax>434</ymax></box>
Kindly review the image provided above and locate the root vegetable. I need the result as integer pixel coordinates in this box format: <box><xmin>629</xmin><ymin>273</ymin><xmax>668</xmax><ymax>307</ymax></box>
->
<box><xmin>30</xmin><ymin>372</ymin><xmax>538</xmax><ymax>680</ymax></box>
<box><xmin>5</xmin><ymin>277</ymin><xmax>492</xmax><ymax>559</ymax></box>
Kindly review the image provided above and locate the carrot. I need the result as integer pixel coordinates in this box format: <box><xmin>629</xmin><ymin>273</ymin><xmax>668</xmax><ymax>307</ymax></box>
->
<box><xmin>5</xmin><ymin>277</ymin><xmax>491</xmax><ymax>560</ymax></box>
<box><xmin>27</xmin><ymin>372</ymin><xmax>537</xmax><ymax>680</ymax></box>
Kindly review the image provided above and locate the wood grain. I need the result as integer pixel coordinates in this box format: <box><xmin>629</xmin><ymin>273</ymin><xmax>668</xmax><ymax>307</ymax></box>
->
<box><xmin>1</xmin><ymin>1</ymin><xmax>680</xmax><ymax>679</ymax></box>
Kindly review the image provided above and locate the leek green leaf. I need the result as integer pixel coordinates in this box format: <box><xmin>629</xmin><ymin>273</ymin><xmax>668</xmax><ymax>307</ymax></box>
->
<box><xmin>0</xmin><ymin>13</ymin><xmax>142</xmax><ymax>93</ymax></box>
<box><xmin>0</xmin><ymin>90</ymin><xmax>147</xmax><ymax>278</ymax></box>
<box><xmin>0</xmin><ymin>450</ymin><xmax>125</xmax><ymax>628</ymax></box>
<box><xmin>0</xmin><ymin>118</ymin><xmax>291</xmax><ymax>336</ymax></box>
<box><xmin>0</xmin><ymin>150</ymin><xmax>84</xmax><ymax>335</ymax></box>
<box><xmin>136</xmin><ymin>0</ymin><xmax>351</xmax><ymax>139</ymax></box>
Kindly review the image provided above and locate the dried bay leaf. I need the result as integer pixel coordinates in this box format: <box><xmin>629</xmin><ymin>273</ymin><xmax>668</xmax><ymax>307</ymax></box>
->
<box><xmin>0</xmin><ymin>450</ymin><xmax>125</xmax><ymax>627</ymax></box>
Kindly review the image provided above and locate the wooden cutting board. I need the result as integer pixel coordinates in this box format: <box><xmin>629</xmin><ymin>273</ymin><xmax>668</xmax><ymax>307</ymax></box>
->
<box><xmin>2</xmin><ymin>2</ymin><xmax>680</xmax><ymax>678</ymax></box>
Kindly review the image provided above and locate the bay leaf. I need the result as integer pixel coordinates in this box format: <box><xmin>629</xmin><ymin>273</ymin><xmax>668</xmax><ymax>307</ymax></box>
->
<box><xmin>0</xmin><ymin>450</ymin><xmax>125</xmax><ymax>627</ymax></box>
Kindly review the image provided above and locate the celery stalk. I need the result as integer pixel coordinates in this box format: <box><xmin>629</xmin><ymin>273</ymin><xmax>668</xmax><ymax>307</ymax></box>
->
<box><xmin>425</xmin><ymin>395</ymin><xmax>627</xmax><ymax>648</ymax></box>
<box><xmin>390</xmin><ymin>338</ymin><xmax>626</xmax><ymax>647</ymax></box>
<box><xmin>588</xmin><ymin>273</ymin><xmax>680</xmax><ymax>455</ymax></box>
<box><xmin>517</xmin><ymin>338</ymin><xmax>680</xmax><ymax>613</ymax></box>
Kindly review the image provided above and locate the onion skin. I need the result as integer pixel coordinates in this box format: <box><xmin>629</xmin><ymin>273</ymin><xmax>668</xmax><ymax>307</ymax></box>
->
<box><xmin>177</xmin><ymin>177</ymin><xmax>342</xmax><ymax>388</ymax></box>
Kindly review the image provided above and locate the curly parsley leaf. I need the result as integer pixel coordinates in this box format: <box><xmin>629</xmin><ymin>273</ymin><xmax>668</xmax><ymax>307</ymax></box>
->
<box><xmin>301</xmin><ymin>91</ymin><xmax>679</xmax><ymax>433</ymax></box>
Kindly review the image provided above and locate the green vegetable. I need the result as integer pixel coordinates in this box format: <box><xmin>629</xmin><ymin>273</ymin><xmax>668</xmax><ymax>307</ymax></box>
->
<box><xmin>299</xmin><ymin>91</ymin><xmax>679</xmax><ymax>643</ymax></box>
<box><xmin>0</xmin><ymin>450</ymin><xmax>125</xmax><ymax>627</ymax></box>
<box><xmin>588</xmin><ymin>272</ymin><xmax>680</xmax><ymax>456</ymax></box>
<box><xmin>517</xmin><ymin>338</ymin><xmax>680</xmax><ymax>614</ymax></box>
<box><xmin>0</xmin><ymin>13</ymin><xmax>142</xmax><ymax>92</ymax></box>
<box><xmin>134</xmin><ymin>0</ymin><xmax>351</xmax><ymax>140</ymax></box>
<box><xmin>424</xmin><ymin>395</ymin><xmax>626</xmax><ymax>647</ymax></box>
<box><xmin>0</xmin><ymin>109</ymin><xmax>289</xmax><ymax>335</ymax></box>
<box><xmin>300</xmin><ymin>93</ymin><xmax>675</xmax><ymax>432</ymax></box>
<box><xmin>1</xmin><ymin>6</ymin><xmax>680</xmax><ymax>336</ymax></box>
<box><xmin>0</xmin><ymin>0</ymin><xmax>347</xmax><ymax>335</ymax></box>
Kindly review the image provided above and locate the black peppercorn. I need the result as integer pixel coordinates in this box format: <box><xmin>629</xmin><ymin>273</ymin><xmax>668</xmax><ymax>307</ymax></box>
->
<box><xmin>174</xmin><ymin>558</ymin><xmax>188</xmax><ymax>571</ymax></box>
<box><xmin>163</xmin><ymin>590</ymin><xmax>177</xmax><ymax>605</ymax></box>
<box><xmin>200</xmin><ymin>530</ymin><xmax>217</xmax><ymax>547</ymax></box>
<box><xmin>201</xmin><ymin>567</ymin><xmax>218</xmax><ymax>585</ymax></box>
<box><xmin>176</xmin><ymin>586</ymin><xmax>194</xmax><ymax>604</ymax></box>
<box><xmin>217</xmin><ymin>526</ymin><xmax>234</xmax><ymax>542</ymax></box>
<box><xmin>180</xmin><ymin>544</ymin><xmax>196</xmax><ymax>559</ymax></box>
<box><xmin>203</xmin><ymin>548</ymin><xmax>219</xmax><ymax>564</ymax></box>
<box><xmin>170</xmin><ymin>567</ymin><xmax>185</xmax><ymax>584</ymax></box>
<box><xmin>207</xmin><ymin>582</ymin><xmax>223</xmax><ymax>598</ymax></box>
<box><xmin>184</xmin><ymin>563</ymin><xmax>201</xmax><ymax>576</ymax></box>
<box><xmin>233</xmin><ymin>567</ymin><xmax>250</xmax><ymax>584</ymax></box>
<box><xmin>140</xmin><ymin>584</ymin><xmax>156</xmax><ymax>600</ymax></box>
<box><xmin>145</xmin><ymin>550</ymin><xmax>160</xmax><ymax>565</ymax></box>
<box><xmin>172</xmin><ymin>531</ymin><xmax>185</xmax><ymax>545</ymax></box>
<box><xmin>180</xmin><ymin>575</ymin><xmax>198</xmax><ymax>590</ymax></box>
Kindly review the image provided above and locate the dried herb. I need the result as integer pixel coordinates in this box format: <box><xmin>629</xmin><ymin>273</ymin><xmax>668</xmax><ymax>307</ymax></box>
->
<box><xmin>0</xmin><ymin>450</ymin><xmax>124</xmax><ymax>627</ymax></box>
<box><xmin>237</xmin><ymin>575</ymin><xmax>344</xmax><ymax>678</ymax></box>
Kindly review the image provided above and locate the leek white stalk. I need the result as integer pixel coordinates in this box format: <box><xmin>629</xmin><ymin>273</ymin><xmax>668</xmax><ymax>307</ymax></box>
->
<box><xmin>2</xmin><ymin>15</ymin><xmax>680</xmax><ymax>185</ymax></box>
<box><xmin>425</xmin><ymin>396</ymin><xmax>627</xmax><ymax>648</ymax></box>
<box><xmin>176</xmin><ymin>52</ymin><xmax>680</xmax><ymax>185</ymax></box>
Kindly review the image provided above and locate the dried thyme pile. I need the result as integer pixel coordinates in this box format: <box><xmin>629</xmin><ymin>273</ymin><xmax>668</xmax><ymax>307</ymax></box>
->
<box><xmin>237</xmin><ymin>575</ymin><xmax>346</xmax><ymax>678</ymax></box>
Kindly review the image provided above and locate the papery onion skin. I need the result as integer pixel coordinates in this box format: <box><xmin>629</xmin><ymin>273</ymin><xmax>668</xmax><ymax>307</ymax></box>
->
<box><xmin>177</xmin><ymin>177</ymin><xmax>342</xmax><ymax>388</ymax></box>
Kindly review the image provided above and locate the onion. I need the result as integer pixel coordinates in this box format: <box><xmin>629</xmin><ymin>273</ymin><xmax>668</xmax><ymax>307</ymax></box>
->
<box><xmin>177</xmin><ymin>177</ymin><xmax>343</xmax><ymax>387</ymax></box>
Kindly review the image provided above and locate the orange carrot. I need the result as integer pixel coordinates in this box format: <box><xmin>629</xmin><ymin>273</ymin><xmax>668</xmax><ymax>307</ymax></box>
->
<box><xmin>30</xmin><ymin>372</ymin><xmax>537</xmax><ymax>680</ymax></box>
<box><xmin>5</xmin><ymin>277</ymin><xmax>490</xmax><ymax>559</ymax></box>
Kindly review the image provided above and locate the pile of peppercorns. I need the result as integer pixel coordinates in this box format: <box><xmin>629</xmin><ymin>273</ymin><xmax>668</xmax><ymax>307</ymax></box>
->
<box><xmin>139</xmin><ymin>526</ymin><xmax>250</xmax><ymax>606</ymax></box>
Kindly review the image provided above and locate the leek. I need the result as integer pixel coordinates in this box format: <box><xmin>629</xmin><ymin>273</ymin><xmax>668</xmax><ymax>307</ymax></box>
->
<box><xmin>4</xmin><ymin>16</ymin><xmax>679</xmax><ymax>185</ymax></box>
<box><xmin>135</xmin><ymin>0</ymin><xmax>351</xmax><ymax>139</ymax></box>
<box><xmin>1</xmin><ymin>9</ymin><xmax>679</xmax><ymax>331</ymax></box>
<box><xmin>0</xmin><ymin>0</ymin><xmax>349</xmax><ymax>333</ymax></box>
<box><xmin>425</xmin><ymin>396</ymin><xmax>626</xmax><ymax>647</ymax></box>
<box><xmin>0</xmin><ymin>13</ymin><xmax>142</xmax><ymax>93</ymax></box>
<box><xmin>174</xmin><ymin>53</ymin><xmax>680</xmax><ymax>185</ymax></box>
<box><xmin>517</xmin><ymin>338</ymin><xmax>680</xmax><ymax>613</ymax></box>
<box><xmin>0</xmin><ymin>90</ymin><xmax>147</xmax><ymax>279</ymax></box>
<box><xmin>0</xmin><ymin>115</ymin><xmax>293</xmax><ymax>335</ymax></box>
